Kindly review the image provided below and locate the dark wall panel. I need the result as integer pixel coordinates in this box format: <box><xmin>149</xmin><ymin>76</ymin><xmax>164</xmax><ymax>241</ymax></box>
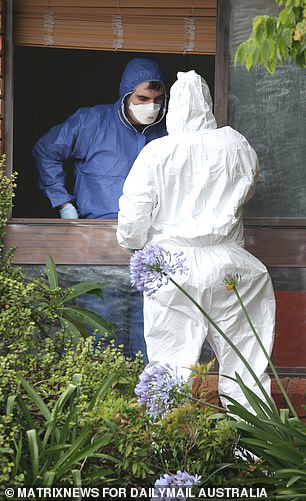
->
<box><xmin>228</xmin><ymin>0</ymin><xmax>306</xmax><ymax>217</ymax></box>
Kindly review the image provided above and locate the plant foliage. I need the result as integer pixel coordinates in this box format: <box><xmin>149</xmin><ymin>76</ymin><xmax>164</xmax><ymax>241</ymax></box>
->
<box><xmin>0</xmin><ymin>156</ymin><xmax>117</xmax><ymax>360</ymax></box>
<box><xmin>235</xmin><ymin>0</ymin><xmax>306</xmax><ymax>73</ymax></box>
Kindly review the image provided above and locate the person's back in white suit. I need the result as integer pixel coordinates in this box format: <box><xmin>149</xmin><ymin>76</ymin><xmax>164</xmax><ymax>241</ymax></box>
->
<box><xmin>117</xmin><ymin>70</ymin><xmax>275</xmax><ymax>411</ymax></box>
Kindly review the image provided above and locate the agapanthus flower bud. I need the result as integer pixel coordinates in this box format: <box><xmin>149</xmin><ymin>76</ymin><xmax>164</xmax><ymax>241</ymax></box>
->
<box><xmin>223</xmin><ymin>273</ymin><xmax>241</xmax><ymax>290</ymax></box>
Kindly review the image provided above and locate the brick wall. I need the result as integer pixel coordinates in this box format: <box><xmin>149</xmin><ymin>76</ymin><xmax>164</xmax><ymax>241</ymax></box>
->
<box><xmin>0</xmin><ymin>0</ymin><xmax>4</xmax><ymax>156</ymax></box>
<box><xmin>193</xmin><ymin>375</ymin><xmax>306</xmax><ymax>421</ymax></box>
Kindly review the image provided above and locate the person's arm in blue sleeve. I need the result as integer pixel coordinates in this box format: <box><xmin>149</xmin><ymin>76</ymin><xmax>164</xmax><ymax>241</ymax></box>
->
<box><xmin>32</xmin><ymin>108</ymin><xmax>88</xmax><ymax>215</ymax></box>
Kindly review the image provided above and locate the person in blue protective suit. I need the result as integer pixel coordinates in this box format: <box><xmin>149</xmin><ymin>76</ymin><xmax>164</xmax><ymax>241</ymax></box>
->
<box><xmin>33</xmin><ymin>57</ymin><xmax>167</xmax><ymax>219</ymax></box>
<box><xmin>33</xmin><ymin>57</ymin><xmax>167</xmax><ymax>362</ymax></box>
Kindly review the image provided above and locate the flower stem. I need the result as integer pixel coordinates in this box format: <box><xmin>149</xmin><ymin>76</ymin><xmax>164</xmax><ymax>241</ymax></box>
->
<box><xmin>169</xmin><ymin>277</ymin><xmax>277</xmax><ymax>413</ymax></box>
<box><xmin>233</xmin><ymin>286</ymin><xmax>298</xmax><ymax>419</ymax></box>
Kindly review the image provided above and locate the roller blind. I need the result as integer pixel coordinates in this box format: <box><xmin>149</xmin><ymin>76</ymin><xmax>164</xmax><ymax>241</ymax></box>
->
<box><xmin>13</xmin><ymin>1</ymin><xmax>217</xmax><ymax>54</ymax></box>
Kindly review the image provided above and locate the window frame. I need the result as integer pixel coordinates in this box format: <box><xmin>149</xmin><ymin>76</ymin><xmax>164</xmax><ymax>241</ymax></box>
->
<box><xmin>6</xmin><ymin>0</ymin><xmax>306</xmax><ymax>268</ymax></box>
<box><xmin>4</xmin><ymin>0</ymin><xmax>229</xmax><ymax>265</ymax></box>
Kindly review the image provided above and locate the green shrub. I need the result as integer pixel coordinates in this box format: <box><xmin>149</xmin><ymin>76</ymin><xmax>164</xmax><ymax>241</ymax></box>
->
<box><xmin>1</xmin><ymin>354</ymin><xmax>241</xmax><ymax>488</ymax></box>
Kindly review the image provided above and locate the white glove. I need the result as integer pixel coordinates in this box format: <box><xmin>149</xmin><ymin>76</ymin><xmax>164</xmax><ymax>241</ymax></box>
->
<box><xmin>58</xmin><ymin>203</ymin><xmax>79</xmax><ymax>219</ymax></box>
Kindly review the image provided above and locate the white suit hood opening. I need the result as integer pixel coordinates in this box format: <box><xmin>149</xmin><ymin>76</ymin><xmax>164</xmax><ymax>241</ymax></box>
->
<box><xmin>166</xmin><ymin>70</ymin><xmax>217</xmax><ymax>134</ymax></box>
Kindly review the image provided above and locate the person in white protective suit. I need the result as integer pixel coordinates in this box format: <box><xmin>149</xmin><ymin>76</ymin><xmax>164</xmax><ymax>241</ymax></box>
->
<box><xmin>116</xmin><ymin>70</ymin><xmax>275</xmax><ymax>410</ymax></box>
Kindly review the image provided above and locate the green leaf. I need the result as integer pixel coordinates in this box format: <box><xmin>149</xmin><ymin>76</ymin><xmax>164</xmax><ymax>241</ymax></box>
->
<box><xmin>234</xmin><ymin>373</ymin><xmax>277</xmax><ymax>418</ymax></box>
<box><xmin>234</xmin><ymin>42</ymin><xmax>250</xmax><ymax>67</ymax></box>
<box><xmin>277</xmin><ymin>34</ymin><xmax>290</xmax><ymax>61</ymax></box>
<box><xmin>59</xmin><ymin>407</ymin><xmax>78</xmax><ymax>445</ymax></box>
<box><xmin>71</xmin><ymin>469</ymin><xmax>82</xmax><ymax>490</ymax></box>
<box><xmin>52</xmin><ymin>430</ymin><xmax>91</xmax><ymax>475</ymax></box>
<box><xmin>53</xmin><ymin>383</ymin><xmax>77</xmax><ymax>418</ymax></box>
<box><xmin>45</xmin><ymin>255</ymin><xmax>58</xmax><ymax>290</ymax></box>
<box><xmin>279</xmin><ymin>407</ymin><xmax>290</xmax><ymax>423</ymax></box>
<box><xmin>63</xmin><ymin>281</ymin><xmax>108</xmax><ymax>302</ymax></box>
<box><xmin>94</xmin><ymin>453</ymin><xmax>121</xmax><ymax>464</ymax></box>
<box><xmin>252</xmin><ymin>47</ymin><xmax>261</xmax><ymax>65</ymax></box>
<box><xmin>282</xmin><ymin>27</ymin><xmax>294</xmax><ymax>48</ymax></box>
<box><xmin>253</xmin><ymin>16</ymin><xmax>267</xmax><ymax>35</ymax></box>
<box><xmin>54</xmin><ymin>432</ymin><xmax>113</xmax><ymax>480</ymax></box>
<box><xmin>18</xmin><ymin>375</ymin><xmax>52</xmax><ymax>422</ymax></box>
<box><xmin>27</xmin><ymin>429</ymin><xmax>40</xmax><ymax>483</ymax></box>
<box><xmin>246</xmin><ymin>52</ymin><xmax>255</xmax><ymax>71</ymax></box>
<box><xmin>265</xmin><ymin>58</ymin><xmax>277</xmax><ymax>73</ymax></box>
<box><xmin>12</xmin><ymin>434</ymin><xmax>23</xmax><ymax>478</ymax></box>
<box><xmin>60</xmin><ymin>307</ymin><xmax>116</xmax><ymax>336</ymax></box>
<box><xmin>89</xmin><ymin>373</ymin><xmax>118</xmax><ymax>411</ymax></box>
<box><xmin>235</xmin><ymin>420</ymin><xmax>280</xmax><ymax>443</ymax></box>
<box><xmin>293</xmin><ymin>0</ymin><xmax>303</xmax><ymax>10</ymax></box>
<box><xmin>125</xmin><ymin>443</ymin><xmax>133</xmax><ymax>457</ymax></box>
<box><xmin>262</xmin><ymin>444</ymin><xmax>303</xmax><ymax>465</ymax></box>
<box><xmin>258</xmin><ymin>416</ymin><xmax>306</xmax><ymax>441</ymax></box>
<box><xmin>279</xmin><ymin>7</ymin><xmax>289</xmax><ymax>26</ymax></box>
<box><xmin>6</xmin><ymin>394</ymin><xmax>17</xmax><ymax>415</ymax></box>
<box><xmin>261</xmin><ymin>39</ymin><xmax>271</xmax><ymax>63</ymax></box>
<box><xmin>60</xmin><ymin>317</ymin><xmax>85</xmax><ymax>341</ymax></box>
<box><xmin>226</xmin><ymin>399</ymin><xmax>270</xmax><ymax>428</ymax></box>
<box><xmin>254</xmin><ymin>24</ymin><xmax>267</xmax><ymax>44</ymax></box>
<box><xmin>43</xmin><ymin>471</ymin><xmax>56</xmax><ymax>487</ymax></box>
<box><xmin>102</xmin><ymin>418</ymin><xmax>119</xmax><ymax>447</ymax></box>
<box><xmin>277</xmin><ymin>468</ymin><xmax>306</xmax><ymax>478</ymax></box>
<box><xmin>238</xmin><ymin>437</ymin><xmax>294</xmax><ymax>466</ymax></box>
<box><xmin>266</xmin><ymin>16</ymin><xmax>277</xmax><ymax>36</ymax></box>
<box><xmin>43</xmin><ymin>444</ymin><xmax>71</xmax><ymax>456</ymax></box>
<box><xmin>132</xmin><ymin>462</ymin><xmax>139</xmax><ymax>475</ymax></box>
<box><xmin>286</xmin><ymin>475</ymin><xmax>302</xmax><ymax>487</ymax></box>
<box><xmin>14</xmin><ymin>395</ymin><xmax>41</xmax><ymax>432</ymax></box>
<box><xmin>43</xmin><ymin>384</ymin><xmax>77</xmax><ymax>448</ymax></box>
<box><xmin>269</xmin><ymin>39</ymin><xmax>277</xmax><ymax>58</ymax></box>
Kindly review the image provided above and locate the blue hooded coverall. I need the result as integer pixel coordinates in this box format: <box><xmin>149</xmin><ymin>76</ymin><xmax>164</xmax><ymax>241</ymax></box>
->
<box><xmin>33</xmin><ymin>57</ymin><xmax>167</xmax><ymax>219</ymax></box>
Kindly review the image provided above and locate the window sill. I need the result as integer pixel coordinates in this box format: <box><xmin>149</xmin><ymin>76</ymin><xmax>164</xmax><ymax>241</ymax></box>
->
<box><xmin>4</xmin><ymin>217</ymin><xmax>306</xmax><ymax>266</ymax></box>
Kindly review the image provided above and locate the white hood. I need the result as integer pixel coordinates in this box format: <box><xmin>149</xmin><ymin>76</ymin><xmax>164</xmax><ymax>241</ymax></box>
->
<box><xmin>117</xmin><ymin>70</ymin><xmax>259</xmax><ymax>250</ymax></box>
<box><xmin>166</xmin><ymin>70</ymin><xmax>217</xmax><ymax>134</ymax></box>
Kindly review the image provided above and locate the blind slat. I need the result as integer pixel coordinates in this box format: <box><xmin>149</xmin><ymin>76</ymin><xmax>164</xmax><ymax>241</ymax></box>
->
<box><xmin>15</xmin><ymin>7</ymin><xmax>216</xmax><ymax>17</ymax></box>
<box><xmin>13</xmin><ymin>2</ymin><xmax>216</xmax><ymax>54</ymax></box>
<box><xmin>14</xmin><ymin>0</ymin><xmax>216</xmax><ymax>10</ymax></box>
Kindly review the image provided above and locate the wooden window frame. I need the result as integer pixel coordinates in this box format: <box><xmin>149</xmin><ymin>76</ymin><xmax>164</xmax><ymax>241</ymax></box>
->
<box><xmin>4</xmin><ymin>0</ymin><xmax>229</xmax><ymax>265</ymax></box>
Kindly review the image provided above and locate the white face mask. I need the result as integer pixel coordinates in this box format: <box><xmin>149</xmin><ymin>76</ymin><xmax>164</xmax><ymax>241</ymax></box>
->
<box><xmin>129</xmin><ymin>102</ymin><xmax>161</xmax><ymax>125</ymax></box>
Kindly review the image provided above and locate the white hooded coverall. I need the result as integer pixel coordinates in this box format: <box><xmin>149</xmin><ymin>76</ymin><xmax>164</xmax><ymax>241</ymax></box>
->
<box><xmin>117</xmin><ymin>70</ymin><xmax>275</xmax><ymax>410</ymax></box>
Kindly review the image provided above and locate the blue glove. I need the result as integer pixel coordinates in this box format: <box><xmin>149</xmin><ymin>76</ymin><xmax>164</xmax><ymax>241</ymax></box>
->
<box><xmin>58</xmin><ymin>203</ymin><xmax>79</xmax><ymax>219</ymax></box>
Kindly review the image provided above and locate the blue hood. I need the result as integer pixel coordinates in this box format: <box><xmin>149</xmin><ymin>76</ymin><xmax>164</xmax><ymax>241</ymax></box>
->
<box><xmin>119</xmin><ymin>57</ymin><xmax>166</xmax><ymax>98</ymax></box>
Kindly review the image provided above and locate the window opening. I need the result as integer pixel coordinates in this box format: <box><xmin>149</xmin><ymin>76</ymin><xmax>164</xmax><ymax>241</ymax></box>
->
<box><xmin>13</xmin><ymin>47</ymin><xmax>215</xmax><ymax>218</ymax></box>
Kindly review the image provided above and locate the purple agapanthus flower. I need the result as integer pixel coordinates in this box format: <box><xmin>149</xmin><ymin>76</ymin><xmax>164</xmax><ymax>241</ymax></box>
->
<box><xmin>135</xmin><ymin>363</ymin><xmax>190</xmax><ymax>419</ymax></box>
<box><xmin>130</xmin><ymin>245</ymin><xmax>188</xmax><ymax>297</ymax></box>
<box><xmin>152</xmin><ymin>470</ymin><xmax>201</xmax><ymax>500</ymax></box>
